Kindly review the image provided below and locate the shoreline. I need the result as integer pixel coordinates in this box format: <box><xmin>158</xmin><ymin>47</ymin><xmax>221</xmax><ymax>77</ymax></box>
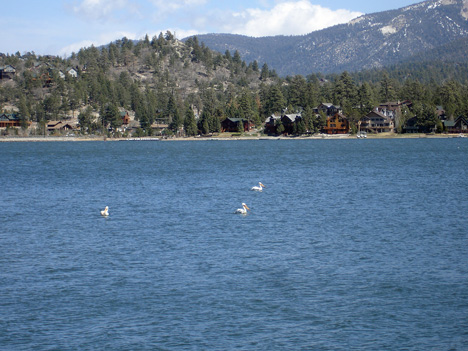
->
<box><xmin>0</xmin><ymin>133</ymin><xmax>464</xmax><ymax>142</ymax></box>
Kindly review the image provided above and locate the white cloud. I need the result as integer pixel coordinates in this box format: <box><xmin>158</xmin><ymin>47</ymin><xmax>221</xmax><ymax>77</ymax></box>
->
<box><xmin>148</xmin><ymin>0</ymin><xmax>207</xmax><ymax>15</ymax></box>
<box><xmin>72</xmin><ymin>0</ymin><xmax>129</xmax><ymax>20</ymax></box>
<box><xmin>223</xmin><ymin>1</ymin><xmax>363</xmax><ymax>37</ymax></box>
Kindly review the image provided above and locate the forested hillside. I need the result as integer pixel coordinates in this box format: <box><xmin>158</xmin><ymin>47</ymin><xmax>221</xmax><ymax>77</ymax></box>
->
<box><xmin>1</xmin><ymin>31</ymin><xmax>468</xmax><ymax>137</ymax></box>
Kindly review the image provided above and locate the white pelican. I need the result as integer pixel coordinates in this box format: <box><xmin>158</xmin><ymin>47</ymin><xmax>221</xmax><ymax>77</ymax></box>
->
<box><xmin>235</xmin><ymin>203</ymin><xmax>250</xmax><ymax>215</ymax></box>
<box><xmin>100</xmin><ymin>206</ymin><xmax>109</xmax><ymax>217</ymax></box>
<box><xmin>251</xmin><ymin>182</ymin><xmax>265</xmax><ymax>191</ymax></box>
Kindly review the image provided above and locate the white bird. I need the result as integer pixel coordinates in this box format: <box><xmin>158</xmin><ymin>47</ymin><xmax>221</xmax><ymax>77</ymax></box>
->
<box><xmin>100</xmin><ymin>206</ymin><xmax>109</xmax><ymax>217</ymax></box>
<box><xmin>235</xmin><ymin>203</ymin><xmax>250</xmax><ymax>215</ymax></box>
<box><xmin>251</xmin><ymin>182</ymin><xmax>265</xmax><ymax>191</ymax></box>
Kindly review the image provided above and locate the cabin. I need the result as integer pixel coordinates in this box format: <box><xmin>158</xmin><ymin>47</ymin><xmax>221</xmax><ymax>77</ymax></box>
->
<box><xmin>120</xmin><ymin>111</ymin><xmax>131</xmax><ymax>125</ymax></box>
<box><xmin>444</xmin><ymin>116</ymin><xmax>468</xmax><ymax>134</ymax></box>
<box><xmin>322</xmin><ymin>113</ymin><xmax>350</xmax><ymax>134</ymax></box>
<box><xmin>360</xmin><ymin>110</ymin><xmax>395</xmax><ymax>133</ymax></box>
<box><xmin>221</xmin><ymin>118</ymin><xmax>254</xmax><ymax>133</ymax></box>
<box><xmin>0</xmin><ymin>65</ymin><xmax>16</xmax><ymax>80</ymax></box>
<box><xmin>281</xmin><ymin>114</ymin><xmax>302</xmax><ymax>135</ymax></box>
<box><xmin>264</xmin><ymin>114</ymin><xmax>281</xmax><ymax>134</ymax></box>
<box><xmin>47</xmin><ymin>120</ymin><xmax>76</xmax><ymax>133</ymax></box>
<box><xmin>0</xmin><ymin>113</ymin><xmax>22</xmax><ymax>128</ymax></box>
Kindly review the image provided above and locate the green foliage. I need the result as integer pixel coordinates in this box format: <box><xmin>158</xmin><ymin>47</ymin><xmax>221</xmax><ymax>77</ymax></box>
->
<box><xmin>2</xmin><ymin>32</ymin><xmax>468</xmax><ymax>138</ymax></box>
<box><xmin>183</xmin><ymin>105</ymin><xmax>198</xmax><ymax>136</ymax></box>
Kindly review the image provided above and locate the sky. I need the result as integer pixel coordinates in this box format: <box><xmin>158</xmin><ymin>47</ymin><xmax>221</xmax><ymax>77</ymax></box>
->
<box><xmin>2</xmin><ymin>0</ymin><xmax>420</xmax><ymax>57</ymax></box>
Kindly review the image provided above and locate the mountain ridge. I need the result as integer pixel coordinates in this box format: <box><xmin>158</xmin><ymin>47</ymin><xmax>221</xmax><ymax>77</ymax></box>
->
<box><xmin>186</xmin><ymin>0</ymin><xmax>468</xmax><ymax>76</ymax></box>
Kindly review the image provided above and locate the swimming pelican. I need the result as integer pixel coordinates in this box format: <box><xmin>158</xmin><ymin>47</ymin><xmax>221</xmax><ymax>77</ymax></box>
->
<box><xmin>251</xmin><ymin>182</ymin><xmax>265</xmax><ymax>191</ymax></box>
<box><xmin>100</xmin><ymin>206</ymin><xmax>109</xmax><ymax>217</ymax></box>
<box><xmin>235</xmin><ymin>203</ymin><xmax>250</xmax><ymax>214</ymax></box>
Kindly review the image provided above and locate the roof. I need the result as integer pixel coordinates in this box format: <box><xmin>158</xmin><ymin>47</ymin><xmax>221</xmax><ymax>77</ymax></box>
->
<box><xmin>0</xmin><ymin>65</ymin><xmax>16</xmax><ymax>72</ymax></box>
<box><xmin>223</xmin><ymin>118</ymin><xmax>250</xmax><ymax>123</ymax></box>
<box><xmin>364</xmin><ymin>110</ymin><xmax>390</xmax><ymax>120</ymax></box>
<box><xmin>282</xmin><ymin>114</ymin><xmax>300</xmax><ymax>122</ymax></box>
<box><xmin>443</xmin><ymin>120</ymin><xmax>455</xmax><ymax>127</ymax></box>
<box><xmin>0</xmin><ymin>113</ymin><xmax>20</xmax><ymax>121</ymax></box>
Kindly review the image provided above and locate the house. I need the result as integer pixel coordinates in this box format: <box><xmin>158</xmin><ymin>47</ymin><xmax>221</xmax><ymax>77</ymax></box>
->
<box><xmin>47</xmin><ymin>120</ymin><xmax>76</xmax><ymax>133</ymax></box>
<box><xmin>221</xmin><ymin>118</ymin><xmax>254</xmax><ymax>133</ymax></box>
<box><xmin>322</xmin><ymin>113</ymin><xmax>350</xmax><ymax>134</ymax></box>
<box><xmin>281</xmin><ymin>113</ymin><xmax>302</xmax><ymax>135</ymax></box>
<box><xmin>120</xmin><ymin>111</ymin><xmax>131</xmax><ymax>125</ymax></box>
<box><xmin>444</xmin><ymin>116</ymin><xmax>468</xmax><ymax>134</ymax></box>
<box><xmin>0</xmin><ymin>113</ymin><xmax>22</xmax><ymax>128</ymax></box>
<box><xmin>66</xmin><ymin>67</ymin><xmax>78</xmax><ymax>78</ymax></box>
<box><xmin>402</xmin><ymin>117</ymin><xmax>420</xmax><ymax>133</ymax></box>
<box><xmin>360</xmin><ymin>109</ymin><xmax>395</xmax><ymax>133</ymax></box>
<box><xmin>0</xmin><ymin>65</ymin><xmax>16</xmax><ymax>80</ymax></box>
<box><xmin>264</xmin><ymin>114</ymin><xmax>281</xmax><ymax>134</ymax></box>
<box><xmin>314</xmin><ymin>103</ymin><xmax>341</xmax><ymax>116</ymax></box>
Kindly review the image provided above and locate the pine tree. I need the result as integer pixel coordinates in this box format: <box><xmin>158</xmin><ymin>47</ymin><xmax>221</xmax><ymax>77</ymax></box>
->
<box><xmin>183</xmin><ymin>105</ymin><xmax>198</xmax><ymax>136</ymax></box>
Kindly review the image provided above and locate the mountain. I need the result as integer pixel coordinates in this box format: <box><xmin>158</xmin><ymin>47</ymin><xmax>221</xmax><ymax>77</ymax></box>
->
<box><xmin>187</xmin><ymin>0</ymin><xmax>468</xmax><ymax>76</ymax></box>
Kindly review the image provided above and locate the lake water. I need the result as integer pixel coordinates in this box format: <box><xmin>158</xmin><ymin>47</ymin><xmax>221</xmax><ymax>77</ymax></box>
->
<box><xmin>1</xmin><ymin>138</ymin><xmax>467</xmax><ymax>350</ymax></box>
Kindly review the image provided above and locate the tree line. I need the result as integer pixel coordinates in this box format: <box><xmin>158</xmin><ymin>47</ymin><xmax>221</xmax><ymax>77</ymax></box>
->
<box><xmin>1</xmin><ymin>33</ymin><xmax>467</xmax><ymax>137</ymax></box>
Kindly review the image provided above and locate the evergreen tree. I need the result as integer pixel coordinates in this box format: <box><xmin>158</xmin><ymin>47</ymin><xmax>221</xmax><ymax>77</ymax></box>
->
<box><xmin>183</xmin><ymin>105</ymin><xmax>198</xmax><ymax>136</ymax></box>
<box><xmin>265</xmin><ymin>85</ymin><xmax>286</xmax><ymax>116</ymax></box>
<box><xmin>260</xmin><ymin>63</ymin><xmax>269</xmax><ymax>81</ymax></box>
<box><xmin>358</xmin><ymin>82</ymin><xmax>374</xmax><ymax>115</ymax></box>
<box><xmin>379</xmin><ymin>72</ymin><xmax>397</xmax><ymax>102</ymax></box>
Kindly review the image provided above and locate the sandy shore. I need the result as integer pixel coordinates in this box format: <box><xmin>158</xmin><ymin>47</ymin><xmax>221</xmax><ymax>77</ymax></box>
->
<box><xmin>0</xmin><ymin>133</ymin><xmax>464</xmax><ymax>142</ymax></box>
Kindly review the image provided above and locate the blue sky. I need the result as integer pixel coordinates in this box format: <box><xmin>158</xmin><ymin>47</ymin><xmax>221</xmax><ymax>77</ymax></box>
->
<box><xmin>2</xmin><ymin>0</ymin><xmax>420</xmax><ymax>57</ymax></box>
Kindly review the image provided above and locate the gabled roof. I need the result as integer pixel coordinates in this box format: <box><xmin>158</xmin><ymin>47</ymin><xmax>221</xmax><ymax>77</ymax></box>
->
<box><xmin>0</xmin><ymin>113</ymin><xmax>20</xmax><ymax>121</ymax></box>
<box><xmin>0</xmin><ymin>65</ymin><xmax>16</xmax><ymax>72</ymax></box>
<box><xmin>281</xmin><ymin>114</ymin><xmax>301</xmax><ymax>123</ymax></box>
<box><xmin>364</xmin><ymin>110</ymin><xmax>390</xmax><ymax>120</ymax></box>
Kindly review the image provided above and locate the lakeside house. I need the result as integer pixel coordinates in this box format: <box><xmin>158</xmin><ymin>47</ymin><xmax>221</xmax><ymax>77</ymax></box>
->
<box><xmin>264</xmin><ymin>114</ymin><xmax>281</xmax><ymax>134</ymax></box>
<box><xmin>221</xmin><ymin>118</ymin><xmax>254</xmax><ymax>133</ymax></box>
<box><xmin>322</xmin><ymin>113</ymin><xmax>350</xmax><ymax>134</ymax></box>
<box><xmin>443</xmin><ymin>116</ymin><xmax>468</xmax><ymax>134</ymax></box>
<box><xmin>0</xmin><ymin>113</ymin><xmax>25</xmax><ymax>128</ymax></box>
<box><xmin>47</xmin><ymin>120</ymin><xmax>76</xmax><ymax>133</ymax></box>
<box><xmin>360</xmin><ymin>109</ymin><xmax>395</xmax><ymax>134</ymax></box>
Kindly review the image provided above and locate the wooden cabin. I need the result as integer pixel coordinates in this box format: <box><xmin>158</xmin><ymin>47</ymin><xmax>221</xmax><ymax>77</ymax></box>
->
<box><xmin>444</xmin><ymin>116</ymin><xmax>468</xmax><ymax>134</ymax></box>
<box><xmin>0</xmin><ymin>113</ymin><xmax>22</xmax><ymax>128</ymax></box>
<box><xmin>281</xmin><ymin>114</ymin><xmax>302</xmax><ymax>135</ymax></box>
<box><xmin>264</xmin><ymin>114</ymin><xmax>281</xmax><ymax>134</ymax></box>
<box><xmin>120</xmin><ymin>111</ymin><xmax>131</xmax><ymax>125</ymax></box>
<box><xmin>221</xmin><ymin>118</ymin><xmax>254</xmax><ymax>133</ymax></box>
<box><xmin>322</xmin><ymin>113</ymin><xmax>350</xmax><ymax>134</ymax></box>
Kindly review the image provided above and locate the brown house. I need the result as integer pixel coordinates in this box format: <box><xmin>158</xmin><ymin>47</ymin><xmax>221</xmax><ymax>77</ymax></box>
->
<box><xmin>47</xmin><ymin>121</ymin><xmax>75</xmax><ymax>132</ymax></box>
<box><xmin>120</xmin><ymin>111</ymin><xmax>130</xmax><ymax>125</ymax></box>
<box><xmin>322</xmin><ymin>113</ymin><xmax>350</xmax><ymax>134</ymax></box>
<box><xmin>264</xmin><ymin>114</ymin><xmax>281</xmax><ymax>134</ymax></box>
<box><xmin>221</xmin><ymin>118</ymin><xmax>254</xmax><ymax>133</ymax></box>
<box><xmin>0</xmin><ymin>113</ymin><xmax>24</xmax><ymax>128</ymax></box>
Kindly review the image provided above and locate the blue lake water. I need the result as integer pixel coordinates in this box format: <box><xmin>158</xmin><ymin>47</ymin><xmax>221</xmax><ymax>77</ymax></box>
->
<box><xmin>1</xmin><ymin>138</ymin><xmax>468</xmax><ymax>350</ymax></box>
